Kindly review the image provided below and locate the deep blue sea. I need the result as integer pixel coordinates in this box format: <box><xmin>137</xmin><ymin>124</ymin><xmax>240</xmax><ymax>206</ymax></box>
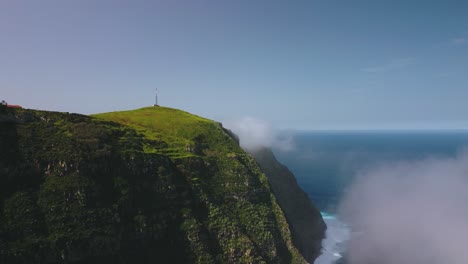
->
<box><xmin>273</xmin><ymin>130</ymin><xmax>468</xmax><ymax>264</ymax></box>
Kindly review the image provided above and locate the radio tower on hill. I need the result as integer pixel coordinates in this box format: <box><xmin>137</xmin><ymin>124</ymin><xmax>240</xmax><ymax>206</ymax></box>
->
<box><xmin>154</xmin><ymin>89</ymin><xmax>159</xmax><ymax>107</ymax></box>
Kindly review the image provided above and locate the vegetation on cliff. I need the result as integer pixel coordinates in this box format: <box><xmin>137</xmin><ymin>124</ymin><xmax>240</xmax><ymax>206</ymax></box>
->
<box><xmin>249</xmin><ymin>148</ymin><xmax>326</xmax><ymax>263</ymax></box>
<box><xmin>0</xmin><ymin>106</ymin><xmax>314</xmax><ymax>263</ymax></box>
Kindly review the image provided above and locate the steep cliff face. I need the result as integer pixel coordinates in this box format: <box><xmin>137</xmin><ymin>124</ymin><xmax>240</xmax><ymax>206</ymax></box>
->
<box><xmin>249</xmin><ymin>148</ymin><xmax>326</xmax><ymax>263</ymax></box>
<box><xmin>0</xmin><ymin>107</ymin><xmax>309</xmax><ymax>263</ymax></box>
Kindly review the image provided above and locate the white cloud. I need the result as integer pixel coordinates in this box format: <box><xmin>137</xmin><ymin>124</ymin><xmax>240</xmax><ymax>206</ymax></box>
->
<box><xmin>361</xmin><ymin>58</ymin><xmax>416</xmax><ymax>73</ymax></box>
<box><xmin>339</xmin><ymin>150</ymin><xmax>468</xmax><ymax>264</ymax></box>
<box><xmin>223</xmin><ymin>117</ymin><xmax>295</xmax><ymax>152</ymax></box>
<box><xmin>450</xmin><ymin>38</ymin><xmax>467</xmax><ymax>46</ymax></box>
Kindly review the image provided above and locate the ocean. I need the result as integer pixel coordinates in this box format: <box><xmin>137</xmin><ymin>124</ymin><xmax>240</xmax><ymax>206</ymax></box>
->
<box><xmin>273</xmin><ymin>130</ymin><xmax>468</xmax><ymax>264</ymax></box>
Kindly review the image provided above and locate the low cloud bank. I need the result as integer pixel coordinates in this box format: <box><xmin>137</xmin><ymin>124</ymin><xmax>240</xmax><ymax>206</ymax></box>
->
<box><xmin>339</xmin><ymin>150</ymin><xmax>468</xmax><ymax>264</ymax></box>
<box><xmin>223</xmin><ymin>117</ymin><xmax>294</xmax><ymax>152</ymax></box>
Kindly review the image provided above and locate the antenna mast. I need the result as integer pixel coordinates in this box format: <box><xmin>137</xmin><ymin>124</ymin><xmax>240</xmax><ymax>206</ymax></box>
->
<box><xmin>154</xmin><ymin>89</ymin><xmax>159</xmax><ymax>107</ymax></box>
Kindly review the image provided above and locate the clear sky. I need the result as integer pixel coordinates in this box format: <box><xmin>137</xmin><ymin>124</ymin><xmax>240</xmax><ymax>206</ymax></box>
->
<box><xmin>1</xmin><ymin>0</ymin><xmax>468</xmax><ymax>130</ymax></box>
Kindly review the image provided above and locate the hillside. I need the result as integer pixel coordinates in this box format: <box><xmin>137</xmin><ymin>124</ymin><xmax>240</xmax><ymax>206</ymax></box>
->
<box><xmin>93</xmin><ymin>107</ymin><xmax>231</xmax><ymax>159</ymax></box>
<box><xmin>0</xmin><ymin>106</ymin><xmax>324</xmax><ymax>263</ymax></box>
<box><xmin>249</xmin><ymin>148</ymin><xmax>326</xmax><ymax>262</ymax></box>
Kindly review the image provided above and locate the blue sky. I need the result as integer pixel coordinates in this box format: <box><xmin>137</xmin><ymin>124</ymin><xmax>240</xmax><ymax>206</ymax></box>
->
<box><xmin>1</xmin><ymin>0</ymin><xmax>468</xmax><ymax>130</ymax></box>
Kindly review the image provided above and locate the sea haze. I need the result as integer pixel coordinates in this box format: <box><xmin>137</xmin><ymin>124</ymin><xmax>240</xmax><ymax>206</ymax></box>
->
<box><xmin>273</xmin><ymin>130</ymin><xmax>468</xmax><ymax>212</ymax></box>
<box><xmin>273</xmin><ymin>130</ymin><xmax>468</xmax><ymax>264</ymax></box>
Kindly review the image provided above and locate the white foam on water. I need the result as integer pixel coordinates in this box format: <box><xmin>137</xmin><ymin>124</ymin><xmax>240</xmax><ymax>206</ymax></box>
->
<box><xmin>314</xmin><ymin>212</ymin><xmax>350</xmax><ymax>264</ymax></box>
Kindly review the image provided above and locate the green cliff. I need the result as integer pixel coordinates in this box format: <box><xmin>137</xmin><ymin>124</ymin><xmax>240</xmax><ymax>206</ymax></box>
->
<box><xmin>249</xmin><ymin>148</ymin><xmax>326</xmax><ymax>263</ymax></box>
<box><xmin>0</xmin><ymin>106</ymin><xmax>323</xmax><ymax>263</ymax></box>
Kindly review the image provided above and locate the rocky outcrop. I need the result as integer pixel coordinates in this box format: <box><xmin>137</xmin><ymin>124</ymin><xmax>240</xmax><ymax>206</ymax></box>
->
<box><xmin>249</xmin><ymin>147</ymin><xmax>326</xmax><ymax>263</ymax></box>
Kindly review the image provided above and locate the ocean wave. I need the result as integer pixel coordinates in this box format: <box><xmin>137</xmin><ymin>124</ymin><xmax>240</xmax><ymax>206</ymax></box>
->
<box><xmin>315</xmin><ymin>212</ymin><xmax>350</xmax><ymax>264</ymax></box>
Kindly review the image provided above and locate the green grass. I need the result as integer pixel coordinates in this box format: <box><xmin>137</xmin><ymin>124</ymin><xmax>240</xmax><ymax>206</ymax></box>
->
<box><xmin>93</xmin><ymin>106</ymin><xmax>239</xmax><ymax>159</ymax></box>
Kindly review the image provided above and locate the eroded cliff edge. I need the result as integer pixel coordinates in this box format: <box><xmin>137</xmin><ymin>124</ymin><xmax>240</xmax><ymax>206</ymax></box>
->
<box><xmin>249</xmin><ymin>148</ymin><xmax>326</xmax><ymax>263</ymax></box>
<box><xmin>0</xmin><ymin>106</ymin><xmax>324</xmax><ymax>263</ymax></box>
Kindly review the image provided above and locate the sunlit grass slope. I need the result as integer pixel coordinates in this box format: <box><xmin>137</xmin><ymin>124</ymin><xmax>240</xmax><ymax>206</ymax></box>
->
<box><xmin>93</xmin><ymin>106</ymin><xmax>238</xmax><ymax>158</ymax></box>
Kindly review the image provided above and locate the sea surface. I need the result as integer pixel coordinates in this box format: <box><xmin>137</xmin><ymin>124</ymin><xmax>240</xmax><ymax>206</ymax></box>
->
<box><xmin>273</xmin><ymin>130</ymin><xmax>468</xmax><ymax>264</ymax></box>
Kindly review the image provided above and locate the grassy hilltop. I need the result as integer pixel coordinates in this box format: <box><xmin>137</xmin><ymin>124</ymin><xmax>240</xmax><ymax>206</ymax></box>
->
<box><xmin>93</xmin><ymin>107</ymin><xmax>235</xmax><ymax>158</ymax></box>
<box><xmin>0</xmin><ymin>106</ymin><xmax>312</xmax><ymax>264</ymax></box>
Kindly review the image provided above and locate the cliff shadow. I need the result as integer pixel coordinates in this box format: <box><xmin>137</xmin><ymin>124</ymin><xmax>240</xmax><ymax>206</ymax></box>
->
<box><xmin>0</xmin><ymin>117</ymin><xmax>21</xmax><ymax>201</ymax></box>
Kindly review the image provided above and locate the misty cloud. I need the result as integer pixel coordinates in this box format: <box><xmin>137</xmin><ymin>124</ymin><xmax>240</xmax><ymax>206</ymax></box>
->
<box><xmin>339</xmin><ymin>150</ymin><xmax>468</xmax><ymax>264</ymax></box>
<box><xmin>223</xmin><ymin>117</ymin><xmax>295</xmax><ymax>152</ymax></box>
<box><xmin>361</xmin><ymin>58</ymin><xmax>416</xmax><ymax>73</ymax></box>
<box><xmin>450</xmin><ymin>37</ymin><xmax>467</xmax><ymax>46</ymax></box>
